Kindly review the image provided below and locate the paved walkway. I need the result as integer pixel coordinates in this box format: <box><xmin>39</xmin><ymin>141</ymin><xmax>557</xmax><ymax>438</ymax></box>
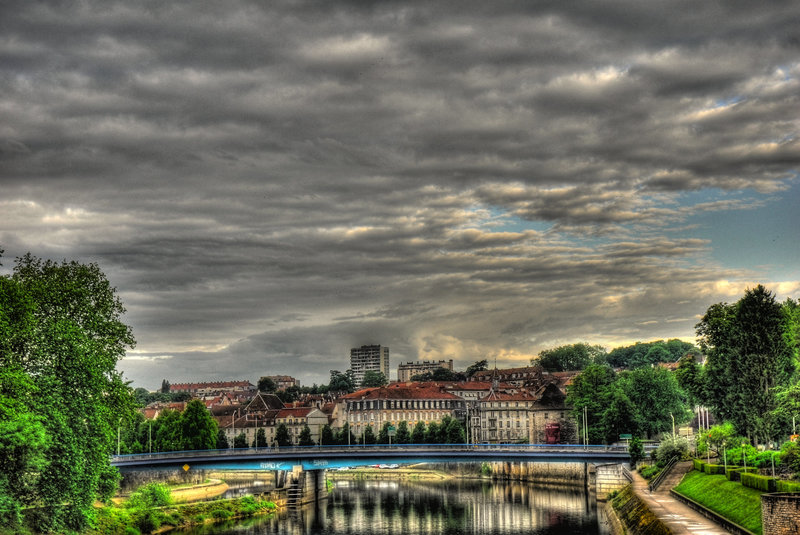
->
<box><xmin>629</xmin><ymin>461</ymin><xmax>732</xmax><ymax>535</ymax></box>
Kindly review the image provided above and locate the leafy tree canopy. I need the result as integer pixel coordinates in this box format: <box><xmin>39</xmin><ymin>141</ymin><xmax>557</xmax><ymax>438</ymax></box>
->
<box><xmin>534</xmin><ymin>343</ymin><xmax>606</xmax><ymax>372</ymax></box>
<box><xmin>0</xmin><ymin>254</ymin><xmax>137</xmax><ymax>532</ymax></box>
<box><xmin>465</xmin><ymin>359</ymin><xmax>488</xmax><ymax>378</ymax></box>
<box><xmin>361</xmin><ymin>370</ymin><xmax>389</xmax><ymax>388</ymax></box>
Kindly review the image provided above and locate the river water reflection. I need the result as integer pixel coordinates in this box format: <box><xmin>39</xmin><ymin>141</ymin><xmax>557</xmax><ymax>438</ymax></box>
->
<box><xmin>182</xmin><ymin>479</ymin><xmax>610</xmax><ymax>535</ymax></box>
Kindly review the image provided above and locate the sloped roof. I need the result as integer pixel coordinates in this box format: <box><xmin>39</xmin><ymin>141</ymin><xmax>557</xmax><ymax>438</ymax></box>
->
<box><xmin>341</xmin><ymin>383</ymin><xmax>462</xmax><ymax>401</ymax></box>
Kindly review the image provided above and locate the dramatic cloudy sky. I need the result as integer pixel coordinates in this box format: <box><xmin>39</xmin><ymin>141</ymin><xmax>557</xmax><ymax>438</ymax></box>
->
<box><xmin>2</xmin><ymin>1</ymin><xmax>799</xmax><ymax>390</ymax></box>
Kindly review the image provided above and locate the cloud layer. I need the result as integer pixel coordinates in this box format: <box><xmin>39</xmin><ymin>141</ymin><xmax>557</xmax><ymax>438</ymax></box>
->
<box><xmin>1</xmin><ymin>1</ymin><xmax>798</xmax><ymax>388</ymax></box>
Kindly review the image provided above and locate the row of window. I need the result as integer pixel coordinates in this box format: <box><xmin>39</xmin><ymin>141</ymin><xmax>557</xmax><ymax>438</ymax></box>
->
<box><xmin>348</xmin><ymin>399</ymin><xmax>461</xmax><ymax>411</ymax></box>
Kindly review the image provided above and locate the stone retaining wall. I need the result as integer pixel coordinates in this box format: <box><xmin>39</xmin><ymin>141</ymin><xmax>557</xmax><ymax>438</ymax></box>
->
<box><xmin>762</xmin><ymin>493</ymin><xmax>800</xmax><ymax>535</ymax></box>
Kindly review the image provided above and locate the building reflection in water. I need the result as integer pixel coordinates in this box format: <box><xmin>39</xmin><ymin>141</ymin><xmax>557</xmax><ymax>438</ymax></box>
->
<box><xmin>237</xmin><ymin>479</ymin><xmax>605</xmax><ymax>535</ymax></box>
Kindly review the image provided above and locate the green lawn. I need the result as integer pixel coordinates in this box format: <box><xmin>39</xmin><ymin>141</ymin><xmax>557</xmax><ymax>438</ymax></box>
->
<box><xmin>673</xmin><ymin>470</ymin><xmax>763</xmax><ymax>535</ymax></box>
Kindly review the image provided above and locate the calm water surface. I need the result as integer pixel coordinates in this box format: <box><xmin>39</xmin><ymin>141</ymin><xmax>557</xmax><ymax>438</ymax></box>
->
<box><xmin>181</xmin><ymin>478</ymin><xmax>610</xmax><ymax>535</ymax></box>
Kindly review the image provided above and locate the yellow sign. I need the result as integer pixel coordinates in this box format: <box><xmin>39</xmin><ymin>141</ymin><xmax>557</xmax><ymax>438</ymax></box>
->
<box><xmin>183</xmin><ymin>464</ymin><xmax>190</xmax><ymax>472</ymax></box>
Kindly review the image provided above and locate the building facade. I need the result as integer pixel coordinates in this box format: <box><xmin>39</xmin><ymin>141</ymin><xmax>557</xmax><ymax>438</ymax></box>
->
<box><xmin>339</xmin><ymin>383</ymin><xmax>466</xmax><ymax>438</ymax></box>
<box><xmin>397</xmin><ymin>359</ymin><xmax>454</xmax><ymax>382</ymax></box>
<box><xmin>349</xmin><ymin>344</ymin><xmax>390</xmax><ymax>385</ymax></box>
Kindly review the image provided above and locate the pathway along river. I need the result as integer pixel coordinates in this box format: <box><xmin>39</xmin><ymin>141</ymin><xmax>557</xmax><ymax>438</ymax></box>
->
<box><xmin>177</xmin><ymin>478</ymin><xmax>611</xmax><ymax>535</ymax></box>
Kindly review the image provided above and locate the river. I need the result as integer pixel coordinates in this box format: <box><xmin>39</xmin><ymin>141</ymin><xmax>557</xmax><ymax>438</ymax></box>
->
<box><xmin>177</xmin><ymin>478</ymin><xmax>611</xmax><ymax>535</ymax></box>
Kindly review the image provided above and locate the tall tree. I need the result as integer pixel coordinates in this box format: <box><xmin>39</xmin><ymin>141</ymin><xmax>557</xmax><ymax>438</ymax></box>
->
<box><xmin>411</xmin><ymin>421</ymin><xmax>426</xmax><ymax>444</ymax></box>
<box><xmin>298</xmin><ymin>424</ymin><xmax>315</xmax><ymax>446</ymax></box>
<box><xmin>617</xmin><ymin>366</ymin><xmax>689</xmax><ymax>438</ymax></box>
<box><xmin>275</xmin><ymin>423</ymin><xmax>292</xmax><ymax>447</ymax></box>
<box><xmin>566</xmin><ymin>364</ymin><xmax>617</xmax><ymax>444</ymax></box>
<box><xmin>329</xmin><ymin>370</ymin><xmax>355</xmax><ymax>393</ymax></box>
<box><xmin>2</xmin><ymin>255</ymin><xmax>137</xmax><ymax>532</ymax></box>
<box><xmin>180</xmin><ymin>400</ymin><xmax>218</xmax><ymax>451</ymax></box>
<box><xmin>697</xmin><ymin>285</ymin><xmax>796</xmax><ymax>443</ymax></box>
<box><xmin>395</xmin><ymin>421</ymin><xmax>411</xmax><ymax>444</ymax></box>
<box><xmin>253</xmin><ymin>428</ymin><xmax>268</xmax><ymax>448</ymax></box>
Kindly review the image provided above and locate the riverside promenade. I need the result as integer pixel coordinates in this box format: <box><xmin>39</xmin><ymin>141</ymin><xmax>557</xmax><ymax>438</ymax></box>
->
<box><xmin>628</xmin><ymin>461</ymin><xmax>731</xmax><ymax>535</ymax></box>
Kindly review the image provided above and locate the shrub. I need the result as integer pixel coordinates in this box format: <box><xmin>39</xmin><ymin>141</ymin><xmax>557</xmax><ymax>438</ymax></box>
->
<box><xmin>125</xmin><ymin>483</ymin><xmax>173</xmax><ymax>509</ymax></box>
<box><xmin>779</xmin><ymin>440</ymin><xmax>800</xmax><ymax>474</ymax></box>
<box><xmin>639</xmin><ymin>464</ymin><xmax>660</xmax><ymax>480</ymax></box>
<box><xmin>655</xmin><ymin>434</ymin><xmax>689</xmax><ymax>464</ymax></box>
<box><xmin>776</xmin><ymin>479</ymin><xmax>800</xmax><ymax>492</ymax></box>
<box><xmin>740</xmin><ymin>472</ymin><xmax>776</xmax><ymax>492</ymax></box>
<box><xmin>134</xmin><ymin>510</ymin><xmax>161</xmax><ymax>534</ymax></box>
<box><xmin>725</xmin><ymin>467</ymin><xmax>757</xmax><ymax>482</ymax></box>
<box><xmin>703</xmin><ymin>463</ymin><xmax>726</xmax><ymax>475</ymax></box>
<box><xmin>693</xmin><ymin>459</ymin><xmax>706</xmax><ymax>472</ymax></box>
<box><xmin>211</xmin><ymin>508</ymin><xmax>233</xmax><ymax>520</ymax></box>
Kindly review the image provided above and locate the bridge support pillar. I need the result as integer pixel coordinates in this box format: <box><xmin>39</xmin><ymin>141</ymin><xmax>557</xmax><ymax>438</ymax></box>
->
<box><xmin>287</xmin><ymin>466</ymin><xmax>327</xmax><ymax>506</ymax></box>
<box><xmin>595</xmin><ymin>463</ymin><xmax>628</xmax><ymax>499</ymax></box>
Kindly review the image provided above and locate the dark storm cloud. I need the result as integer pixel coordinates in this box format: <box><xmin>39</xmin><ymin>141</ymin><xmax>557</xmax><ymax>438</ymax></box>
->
<box><xmin>2</xmin><ymin>1</ymin><xmax>798</xmax><ymax>388</ymax></box>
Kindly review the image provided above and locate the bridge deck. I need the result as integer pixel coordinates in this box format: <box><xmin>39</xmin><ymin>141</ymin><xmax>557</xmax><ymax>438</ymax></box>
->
<box><xmin>112</xmin><ymin>444</ymin><xmax>643</xmax><ymax>472</ymax></box>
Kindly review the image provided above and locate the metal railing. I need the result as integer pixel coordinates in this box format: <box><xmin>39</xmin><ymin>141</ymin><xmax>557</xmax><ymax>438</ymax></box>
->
<box><xmin>112</xmin><ymin>442</ymin><xmax>651</xmax><ymax>463</ymax></box>
<box><xmin>648</xmin><ymin>456</ymin><xmax>679</xmax><ymax>492</ymax></box>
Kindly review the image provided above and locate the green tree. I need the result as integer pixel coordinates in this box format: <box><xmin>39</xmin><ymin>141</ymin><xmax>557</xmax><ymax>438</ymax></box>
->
<box><xmin>216</xmin><ymin>429</ymin><xmax>229</xmax><ymax>449</ymax></box>
<box><xmin>618</xmin><ymin>366</ymin><xmax>689</xmax><ymax>439</ymax></box>
<box><xmin>1</xmin><ymin>255</ymin><xmax>137</xmax><ymax>532</ymax></box>
<box><xmin>180</xmin><ymin>400</ymin><xmax>218</xmax><ymax>451</ymax></box>
<box><xmin>233</xmin><ymin>432</ymin><xmax>248</xmax><ymax>449</ymax></box>
<box><xmin>362</xmin><ymin>425</ymin><xmax>376</xmax><ymax>445</ymax></box>
<box><xmin>566</xmin><ymin>364</ymin><xmax>617</xmax><ymax>444</ymax></box>
<box><xmin>697</xmin><ymin>285</ymin><xmax>796</xmax><ymax>443</ymax></box>
<box><xmin>298</xmin><ymin>424</ymin><xmax>315</xmax><ymax>446</ymax></box>
<box><xmin>465</xmin><ymin>359</ymin><xmax>488</xmax><ymax>378</ymax></box>
<box><xmin>535</xmin><ymin>343</ymin><xmax>605</xmax><ymax>372</ymax></box>
<box><xmin>411</xmin><ymin>421</ymin><xmax>426</xmax><ymax>444</ymax></box>
<box><xmin>253</xmin><ymin>428</ymin><xmax>268</xmax><ymax>448</ymax></box>
<box><xmin>329</xmin><ymin>370</ymin><xmax>355</xmax><ymax>393</ymax></box>
<box><xmin>154</xmin><ymin>409</ymin><xmax>181</xmax><ymax>452</ymax></box>
<box><xmin>628</xmin><ymin>437</ymin><xmax>645</xmax><ymax>468</ymax></box>
<box><xmin>445</xmin><ymin>418</ymin><xmax>466</xmax><ymax>444</ymax></box>
<box><xmin>337</xmin><ymin>422</ymin><xmax>355</xmax><ymax>445</ymax></box>
<box><xmin>275</xmin><ymin>423</ymin><xmax>292</xmax><ymax>447</ymax></box>
<box><xmin>395</xmin><ymin>421</ymin><xmax>411</xmax><ymax>444</ymax></box>
<box><xmin>361</xmin><ymin>370</ymin><xmax>389</xmax><ymax>388</ymax></box>
<box><xmin>426</xmin><ymin>421</ymin><xmax>441</xmax><ymax>444</ymax></box>
<box><xmin>675</xmin><ymin>353</ymin><xmax>704</xmax><ymax>408</ymax></box>
<box><xmin>258</xmin><ymin>376</ymin><xmax>277</xmax><ymax>393</ymax></box>
<box><xmin>320</xmin><ymin>424</ymin><xmax>336</xmax><ymax>445</ymax></box>
<box><xmin>600</xmin><ymin>386</ymin><xmax>642</xmax><ymax>443</ymax></box>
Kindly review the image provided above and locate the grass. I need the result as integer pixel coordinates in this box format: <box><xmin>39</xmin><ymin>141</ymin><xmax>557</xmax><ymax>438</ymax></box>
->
<box><xmin>673</xmin><ymin>470</ymin><xmax>763</xmax><ymax>535</ymax></box>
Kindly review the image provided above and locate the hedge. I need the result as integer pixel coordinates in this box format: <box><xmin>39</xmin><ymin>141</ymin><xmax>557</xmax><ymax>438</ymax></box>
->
<box><xmin>703</xmin><ymin>464</ymin><xmax>726</xmax><ymax>475</ymax></box>
<box><xmin>740</xmin><ymin>472</ymin><xmax>776</xmax><ymax>492</ymax></box>
<box><xmin>726</xmin><ymin>467</ymin><xmax>757</xmax><ymax>482</ymax></box>
<box><xmin>776</xmin><ymin>479</ymin><xmax>800</xmax><ymax>492</ymax></box>
<box><xmin>693</xmin><ymin>459</ymin><xmax>706</xmax><ymax>472</ymax></box>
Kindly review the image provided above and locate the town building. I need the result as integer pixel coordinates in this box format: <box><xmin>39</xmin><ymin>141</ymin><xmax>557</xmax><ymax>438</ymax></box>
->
<box><xmin>349</xmin><ymin>344</ymin><xmax>390</xmax><ymax>385</ymax></box>
<box><xmin>261</xmin><ymin>375</ymin><xmax>298</xmax><ymax>391</ymax></box>
<box><xmin>397</xmin><ymin>359</ymin><xmax>454</xmax><ymax>382</ymax></box>
<box><xmin>338</xmin><ymin>383</ymin><xmax>466</xmax><ymax>438</ymax></box>
<box><xmin>168</xmin><ymin>380</ymin><xmax>255</xmax><ymax>396</ymax></box>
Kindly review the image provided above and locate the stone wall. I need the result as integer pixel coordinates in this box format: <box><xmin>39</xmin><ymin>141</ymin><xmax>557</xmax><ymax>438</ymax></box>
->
<box><xmin>762</xmin><ymin>493</ymin><xmax>800</xmax><ymax>535</ymax></box>
<box><xmin>429</xmin><ymin>461</ymin><xmax>590</xmax><ymax>488</ymax></box>
<box><xmin>596</xmin><ymin>463</ymin><xmax>629</xmax><ymax>499</ymax></box>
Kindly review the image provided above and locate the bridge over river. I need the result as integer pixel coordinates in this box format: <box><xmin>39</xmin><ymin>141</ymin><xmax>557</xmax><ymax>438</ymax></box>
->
<box><xmin>111</xmin><ymin>443</ymin><xmax>638</xmax><ymax>472</ymax></box>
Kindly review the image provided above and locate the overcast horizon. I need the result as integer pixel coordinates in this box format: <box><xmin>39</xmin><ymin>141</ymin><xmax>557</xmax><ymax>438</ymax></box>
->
<box><xmin>2</xmin><ymin>1</ymin><xmax>799</xmax><ymax>391</ymax></box>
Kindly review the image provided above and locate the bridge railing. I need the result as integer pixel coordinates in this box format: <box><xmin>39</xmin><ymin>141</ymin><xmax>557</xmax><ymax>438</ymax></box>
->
<box><xmin>112</xmin><ymin>442</ymin><xmax>647</xmax><ymax>463</ymax></box>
